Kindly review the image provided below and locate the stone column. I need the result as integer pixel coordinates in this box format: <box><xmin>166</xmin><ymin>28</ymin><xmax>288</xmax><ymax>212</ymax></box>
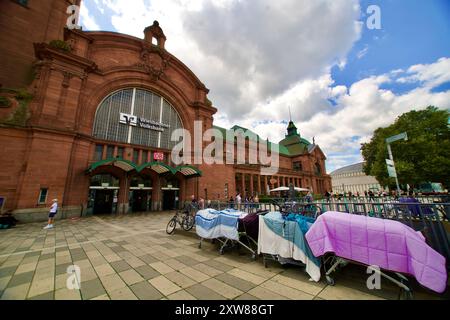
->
<box><xmin>153</xmin><ymin>175</ymin><xmax>161</xmax><ymax>211</ymax></box>
<box><xmin>250</xmin><ymin>174</ymin><xmax>254</xmax><ymax>197</ymax></box>
<box><xmin>241</xmin><ymin>173</ymin><xmax>246</xmax><ymax>197</ymax></box>
<box><xmin>257</xmin><ymin>175</ymin><xmax>261</xmax><ymax>195</ymax></box>
<box><xmin>181</xmin><ymin>178</ymin><xmax>187</xmax><ymax>206</ymax></box>
<box><xmin>264</xmin><ymin>176</ymin><xmax>268</xmax><ymax>195</ymax></box>
<box><xmin>118</xmin><ymin>173</ymin><xmax>129</xmax><ymax>214</ymax></box>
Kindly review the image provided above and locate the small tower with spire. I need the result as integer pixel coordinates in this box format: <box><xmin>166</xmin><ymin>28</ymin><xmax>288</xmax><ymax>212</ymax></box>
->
<box><xmin>279</xmin><ymin>106</ymin><xmax>314</xmax><ymax>155</ymax></box>
<box><xmin>286</xmin><ymin>106</ymin><xmax>299</xmax><ymax>137</ymax></box>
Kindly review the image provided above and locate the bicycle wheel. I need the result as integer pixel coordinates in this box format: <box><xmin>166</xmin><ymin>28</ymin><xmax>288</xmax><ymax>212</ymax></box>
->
<box><xmin>182</xmin><ymin>214</ymin><xmax>195</xmax><ymax>231</ymax></box>
<box><xmin>166</xmin><ymin>218</ymin><xmax>177</xmax><ymax>234</ymax></box>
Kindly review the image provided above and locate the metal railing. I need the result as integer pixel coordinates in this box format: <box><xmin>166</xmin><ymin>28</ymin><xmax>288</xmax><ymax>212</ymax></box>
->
<box><xmin>190</xmin><ymin>199</ymin><xmax>450</xmax><ymax>269</ymax></box>
<box><xmin>262</xmin><ymin>195</ymin><xmax>450</xmax><ymax>203</ymax></box>
<box><xmin>320</xmin><ymin>201</ymin><xmax>450</xmax><ymax>270</ymax></box>
<box><xmin>184</xmin><ymin>201</ymin><xmax>280</xmax><ymax>214</ymax></box>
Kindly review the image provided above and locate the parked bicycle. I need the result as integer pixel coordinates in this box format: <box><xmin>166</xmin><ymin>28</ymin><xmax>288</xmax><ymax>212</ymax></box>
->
<box><xmin>166</xmin><ymin>206</ymin><xmax>196</xmax><ymax>234</ymax></box>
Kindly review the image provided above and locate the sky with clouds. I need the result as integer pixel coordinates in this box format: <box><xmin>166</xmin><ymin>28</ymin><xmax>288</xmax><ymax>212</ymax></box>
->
<box><xmin>79</xmin><ymin>0</ymin><xmax>450</xmax><ymax>173</ymax></box>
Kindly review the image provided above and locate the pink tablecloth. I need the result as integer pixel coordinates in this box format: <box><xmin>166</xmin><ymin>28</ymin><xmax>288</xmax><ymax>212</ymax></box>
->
<box><xmin>305</xmin><ymin>211</ymin><xmax>447</xmax><ymax>293</ymax></box>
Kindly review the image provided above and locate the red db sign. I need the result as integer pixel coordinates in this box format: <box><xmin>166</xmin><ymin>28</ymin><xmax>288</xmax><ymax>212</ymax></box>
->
<box><xmin>153</xmin><ymin>152</ymin><xmax>164</xmax><ymax>161</ymax></box>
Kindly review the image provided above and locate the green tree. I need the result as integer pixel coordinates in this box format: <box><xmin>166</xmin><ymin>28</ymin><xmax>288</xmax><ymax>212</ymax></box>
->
<box><xmin>361</xmin><ymin>106</ymin><xmax>450</xmax><ymax>189</ymax></box>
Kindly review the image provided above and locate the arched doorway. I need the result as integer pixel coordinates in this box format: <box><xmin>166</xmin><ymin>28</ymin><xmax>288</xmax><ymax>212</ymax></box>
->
<box><xmin>160</xmin><ymin>177</ymin><xmax>180</xmax><ymax>210</ymax></box>
<box><xmin>129</xmin><ymin>175</ymin><xmax>153</xmax><ymax>212</ymax></box>
<box><xmin>88</xmin><ymin>174</ymin><xmax>120</xmax><ymax>215</ymax></box>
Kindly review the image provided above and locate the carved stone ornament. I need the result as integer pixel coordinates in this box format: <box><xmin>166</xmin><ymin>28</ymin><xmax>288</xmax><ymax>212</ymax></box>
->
<box><xmin>135</xmin><ymin>46</ymin><xmax>170</xmax><ymax>81</ymax></box>
<box><xmin>32</xmin><ymin>60</ymin><xmax>50</xmax><ymax>80</ymax></box>
<box><xmin>62</xmin><ymin>71</ymin><xmax>74</xmax><ymax>88</ymax></box>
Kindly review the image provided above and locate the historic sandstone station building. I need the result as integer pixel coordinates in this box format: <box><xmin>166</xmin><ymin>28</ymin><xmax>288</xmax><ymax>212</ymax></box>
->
<box><xmin>0</xmin><ymin>0</ymin><xmax>331</xmax><ymax>221</ymax></box>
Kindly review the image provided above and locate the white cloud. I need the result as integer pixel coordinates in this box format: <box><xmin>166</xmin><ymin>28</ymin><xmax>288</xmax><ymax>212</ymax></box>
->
<box><xmin>243</xmin><ymin>57</ymin><xmax>450</xmax><ymax>172</ymax></box>
<box><xmin>213</xmin><ymin>56</ymin><xmax>450</xmax><ymax>173</ymax></box>
<box><xmin>396</xmin><ymin>57</ymin><xmax>450</xmax><ymax>88</ymax></box>
<box><xmin>80</xmin><ymin>1</ymin><xmax>100</xmax><ymax>30</ymax></box>
<box><xmin>92</xmin><ymin>0</ymin><xmax>362</xmax><ymax>121</ymax></box>
<box><xmin>93</xmin><ymin>0</ymin><xmax>105</xmax><ymax>14</ymax></box>
<box><xmin>356</xmin><ymin>44</ymin><xmax>368</xmax><ymax>59</ymax></box>
<box><xmin>182</xmin><ymin>0</ymin><xmax>363</xmax><ymax>119</ymax></box>
<box><xmin>83</xmin><ymin>1</ymin><xmax>450</xmax><ymax>173</ymax></box>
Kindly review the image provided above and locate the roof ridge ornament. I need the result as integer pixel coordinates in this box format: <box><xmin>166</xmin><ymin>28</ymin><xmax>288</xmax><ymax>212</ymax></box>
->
<box><xmin>144</xmin><ymin>20</ymin><xmax>167</xmax><ymax>49</ymax></box>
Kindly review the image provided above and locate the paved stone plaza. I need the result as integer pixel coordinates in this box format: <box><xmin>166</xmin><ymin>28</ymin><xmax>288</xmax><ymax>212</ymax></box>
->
<box><xmin>0</xmin><ymin>212</ymin><xmax>448</xmax><ymax>300</ymax></box>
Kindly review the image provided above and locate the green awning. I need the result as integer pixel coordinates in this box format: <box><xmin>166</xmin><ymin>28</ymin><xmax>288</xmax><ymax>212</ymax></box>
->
<box><xmin>137</xmin><ymin>162</ymin><xmax>176</xmax><ymax>174</ymax></box>
<box><xmin>87</xmin><ymin>158</ymin><xmax>137</xmax><ymax>173</ymax></box>
<box><xmin>175</xmin><ymin>165</ymin><xmax>202</xmax><ymax>177</ymax></box>
<box><xmin>88</xmin><ymin>159</ymin><xmax>201</xmax><ymax>177</ymax></box>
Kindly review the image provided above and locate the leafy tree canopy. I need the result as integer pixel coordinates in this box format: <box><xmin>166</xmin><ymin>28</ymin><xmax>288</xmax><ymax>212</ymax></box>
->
<box><xmin>361</xmin><ymin>106</ymin><xmax>450</xmax><ymax>189</ymax></box>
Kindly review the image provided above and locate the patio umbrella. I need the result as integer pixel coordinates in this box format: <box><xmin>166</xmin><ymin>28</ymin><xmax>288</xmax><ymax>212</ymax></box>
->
<box><xmin>269</xmin><ymin>187</ymin><xmax>310</xmax><ymax>192</ymax></box>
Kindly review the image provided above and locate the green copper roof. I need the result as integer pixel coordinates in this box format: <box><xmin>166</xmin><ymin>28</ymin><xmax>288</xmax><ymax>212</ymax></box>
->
<box><xmin>269</xmin><ymin>142</ymin><xmax>290</xmax><ymax>156</ymax></box>
<box><xmin>212</xmin><ymin>122</ymin><xmax>314</xmax><ymax>157</ymax></box>
<box><xmin>286</xmin><ymin>120</ymin><xmax>298</xmax><ymax>136</ymax></box>
<box><xmin>287</xmin><ymin>121</ymin><xmax>297</xmax><ymax>129</ymax></box>
<box><xmin>213</xmin><ymin>125</ymin><xmax>290</xmax><ymax>155</ymax></box>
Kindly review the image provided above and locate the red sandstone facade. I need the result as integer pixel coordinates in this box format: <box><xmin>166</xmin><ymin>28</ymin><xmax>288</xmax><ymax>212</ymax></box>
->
<box><xmin>0</xmin><ymin>0</ymin><xmax>331</xmax><ymax>221</ymax></box>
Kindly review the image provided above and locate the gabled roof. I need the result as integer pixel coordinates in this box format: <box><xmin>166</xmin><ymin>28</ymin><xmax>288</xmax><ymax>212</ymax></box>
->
<box><xmin>175</xmin><ymin>165</ymin><xmax>202</xmax><ymax>177</ymax></box>
<box><xmin>137</xmin><ymin>161</ymin><xmax>175</xmax><ymax>174</ymax></box>
<box><xmin>307</xmin><ymin>144</ymin><xmax>317</xmax><ymax>153</ymax></box>
<box><xmin>212</xmin><ymin>123</ymin><xmax>322</xmax><ymax>157</ymax></box>
<box><xmin>87</xmin><ymin>158</ymin><xmax>137</xmax><ymax>173</ymax></box>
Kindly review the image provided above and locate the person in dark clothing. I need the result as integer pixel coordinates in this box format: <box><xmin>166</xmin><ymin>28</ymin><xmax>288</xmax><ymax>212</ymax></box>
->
<box><xmin>229</xmin><ymin>196</ymin><xmax>235</xmax><ymax>209</ymax></box>
<box><xmin>190</xmin><ymin>194</ymin><xmax>198</xmax><ymax>211</ymax></box>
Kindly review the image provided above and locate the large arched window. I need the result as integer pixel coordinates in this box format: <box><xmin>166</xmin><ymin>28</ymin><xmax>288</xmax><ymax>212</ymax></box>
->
<box><xmin>315</xmin><ymin>162</ymin><xmax>322</xmax><ymax>175</ymax></box>
<box><xmin>93</xmin><ymin>88</ymin><xmax>183</xmax><ymax>149</ymax></box>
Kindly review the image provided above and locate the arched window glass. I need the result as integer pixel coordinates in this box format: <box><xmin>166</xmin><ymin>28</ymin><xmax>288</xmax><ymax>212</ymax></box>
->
<box><xmin>160</xmin><ymin>177</ymin><xmax>179</xmax><ymax>188</ymax></box>
<box><xmin>93</xmin><ymin>88</ymin><xmax>183</xmax><ymax>149</ymax></box>
<box><xmin>90</xmin><ymin>174</ymin><xmax>119</xmax><ymax>187</ymax></box>
<box><xmin>130</xmin><ymin>176</ymin><xmax>153</xmax><ymax>188</ymax></box>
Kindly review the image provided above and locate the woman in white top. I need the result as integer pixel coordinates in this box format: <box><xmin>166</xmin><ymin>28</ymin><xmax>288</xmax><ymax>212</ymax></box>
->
<box><xmin>44</xmin><ymin>199</ymin><xmax>58</xmax><ymax>230</ymax></box>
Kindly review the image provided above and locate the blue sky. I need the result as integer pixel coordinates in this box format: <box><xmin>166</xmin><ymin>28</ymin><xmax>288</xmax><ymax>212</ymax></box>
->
<box><xmin>333</xmin><ymin>0</ymin><xmax>450</xmax><ymax>93</ymax></box>
<box><xmin>79</xmin><ymin>0</ymin><xmax>450</xmax><ymax>173</ymax></box>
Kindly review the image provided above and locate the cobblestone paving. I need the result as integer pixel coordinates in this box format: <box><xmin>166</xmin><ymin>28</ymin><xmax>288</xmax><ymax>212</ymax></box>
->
<box><xmin>0</xmin><ymin>212</ymin><xmax>448</xmax><ymax>300</ymax></box>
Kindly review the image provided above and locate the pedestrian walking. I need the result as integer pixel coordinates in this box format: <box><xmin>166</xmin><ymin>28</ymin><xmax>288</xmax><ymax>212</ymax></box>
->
<box><xmin>199</xmin><ymin>197</ymin><xmax>205</xmax><ymax>209</ymax></box>
<box><xmin>44</xmin><ymin>199</ymin><xmax>58</xmax><ymax>230</ymax></box>
<box><xmin>236</xmin><ymin>193</ymin><xmax>242</xmax><ymax>210</ymax></box>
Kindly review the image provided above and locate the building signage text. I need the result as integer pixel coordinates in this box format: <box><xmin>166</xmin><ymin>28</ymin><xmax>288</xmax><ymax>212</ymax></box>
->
<box><xmin>119</xmin><ymin>113</ymin><xmax>169</xmax><ymax>132</ymax></box>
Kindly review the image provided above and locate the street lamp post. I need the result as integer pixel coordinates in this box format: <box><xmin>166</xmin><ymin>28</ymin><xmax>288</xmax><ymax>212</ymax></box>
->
<box><xmin>385</xmin><ymin>132</ymin><xmax>408</xmax><ymax>196</ymax></box>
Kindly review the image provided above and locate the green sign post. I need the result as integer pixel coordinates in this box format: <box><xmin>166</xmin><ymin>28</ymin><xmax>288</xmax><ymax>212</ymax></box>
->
<box><xmin>386</xmin><ymin>132</ymin><xmax>408</xmax><ymax>144</ymax></box>
<box><xmin>386</xmin><ymin>132</ymin><xmax>408</xmax><ymax>195</ymax></box>
<box><xmin>385</xmin><ymin>159</ymin><xmax>397</xmax><ymax>178</ymax></box>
